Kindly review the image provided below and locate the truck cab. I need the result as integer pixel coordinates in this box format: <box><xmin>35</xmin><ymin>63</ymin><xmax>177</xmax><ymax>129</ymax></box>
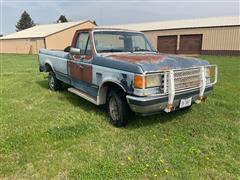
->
<box><xmin>39</xmin><ymin>28</ymin><xmax>217</xmax><ymax>126</ymax></box>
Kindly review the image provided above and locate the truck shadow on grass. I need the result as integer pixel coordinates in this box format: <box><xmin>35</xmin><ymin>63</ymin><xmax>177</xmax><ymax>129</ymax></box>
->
<box><xmin>127</xmin><ymin>109</ymin><xmax>191</xmax><ymax>128</ymax></box>
<box><xmin>36</xmin><ymin>79</ymin><xmax>105</xmax><ymax>113</ymax></box>
<box><xmin>36</xmin><ymin>80</ymin><xmax>191</xmax><ymax>128</ymax></box>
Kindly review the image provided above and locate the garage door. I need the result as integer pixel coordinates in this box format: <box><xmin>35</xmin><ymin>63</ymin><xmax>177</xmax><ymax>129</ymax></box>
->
<box><xmin>157</xmin><ymin>35</ymin><xmax>177</xmax><ymax>54</ymax></box>
<box><xmin>179</xmin><ymin>34</ymin><xmax>202</xmax><ymax>54</ymax></box>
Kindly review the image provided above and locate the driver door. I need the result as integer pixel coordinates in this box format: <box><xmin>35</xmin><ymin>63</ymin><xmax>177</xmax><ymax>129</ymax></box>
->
<box><xmin>68</xmin><ymin>31</ymin><xmax>92</xmax><ymax>84</ymax></box>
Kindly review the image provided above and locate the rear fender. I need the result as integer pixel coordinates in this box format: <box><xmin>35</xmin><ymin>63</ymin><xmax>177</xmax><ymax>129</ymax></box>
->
<box><xmin>44</xmin><ymin>60</ymin><xmax>54</xmax><ymax>72</ymax></box>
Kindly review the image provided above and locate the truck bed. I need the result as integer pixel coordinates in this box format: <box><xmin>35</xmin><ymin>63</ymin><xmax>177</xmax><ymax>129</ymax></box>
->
<box><xmin>39</xmin><ymin>49</ymin><xmax>69</xmax><ymax>75</ymax></box>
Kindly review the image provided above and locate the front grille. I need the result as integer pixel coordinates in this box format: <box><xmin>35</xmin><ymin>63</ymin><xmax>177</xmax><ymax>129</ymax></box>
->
<box><xmin>160</xmin><ymin>68</ymin><xmax>201</xmax><ymax>93</ymax></box>
<box><xmin>174</xmin><ymin>68</ymin><xmax>201</xmax><ymax>91</ymax></box>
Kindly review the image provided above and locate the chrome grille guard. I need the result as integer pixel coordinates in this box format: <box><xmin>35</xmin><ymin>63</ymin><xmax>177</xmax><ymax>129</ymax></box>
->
<box><xmin>143</xmin><ymin>65</ymin><xmax>218</xmax><ymax>112</ymax></box>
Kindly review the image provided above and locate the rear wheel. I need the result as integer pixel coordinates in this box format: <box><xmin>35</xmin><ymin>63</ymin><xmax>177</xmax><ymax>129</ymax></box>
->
<box><xmin>48</xmin><ymin>71</ymin><xmax>62</xmax><ymax>91</ymax></box>
<box><xmin>107</xmin><ymin>89</ymin><xmax>132</xmax><ymax>127</ymax></box>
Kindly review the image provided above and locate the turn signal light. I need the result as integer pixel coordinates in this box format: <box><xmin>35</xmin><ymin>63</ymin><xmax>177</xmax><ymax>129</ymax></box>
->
<box><xmin>134</xmin><ymin>75</ymin><xmax>146</xmax><ymax>89</ymax></box>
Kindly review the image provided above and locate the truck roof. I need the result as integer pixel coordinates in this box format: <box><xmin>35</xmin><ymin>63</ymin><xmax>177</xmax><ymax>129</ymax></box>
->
<box><xmin>76</xmin><ymin>27</ymin><xmax>143</xmax><ymax>33</ymax></box>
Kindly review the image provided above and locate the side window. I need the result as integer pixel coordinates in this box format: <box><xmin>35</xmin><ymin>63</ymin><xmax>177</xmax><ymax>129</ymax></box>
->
<box><xmin>76</xmin><ymin>32</ymin><xmax>91</xmax><ymax>55</ymax></box>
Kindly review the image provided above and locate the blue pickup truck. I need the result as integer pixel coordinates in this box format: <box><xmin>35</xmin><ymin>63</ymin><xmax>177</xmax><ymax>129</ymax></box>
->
<box><xmin>38</xmin><ymin>28</ymin><xmax>217</xmax><ymax>126</ymax></box>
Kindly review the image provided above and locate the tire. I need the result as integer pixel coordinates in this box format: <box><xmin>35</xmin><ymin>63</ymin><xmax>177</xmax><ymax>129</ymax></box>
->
<box><xmin>48</xmin><ymin>71</ymin><xmax>62</xmax><ymax>91</ymax></box>
<box><xmin>107</xmin><ymin>89</ymin><xmax>132</xmax><ymax>127</ymax></box>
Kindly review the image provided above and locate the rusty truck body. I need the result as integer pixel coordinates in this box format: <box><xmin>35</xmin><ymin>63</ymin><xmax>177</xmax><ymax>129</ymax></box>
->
<box><xmin>38</xmin><ymin>28</ymin><xmax>217</xmax><ymax>126</ymax></box>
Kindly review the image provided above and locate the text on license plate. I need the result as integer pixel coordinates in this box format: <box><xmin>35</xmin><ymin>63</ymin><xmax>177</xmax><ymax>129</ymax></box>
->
<box><xmin>179</xmin><ymin>97</ymin><xmax>192</xmax><ymax>108</ymax></box>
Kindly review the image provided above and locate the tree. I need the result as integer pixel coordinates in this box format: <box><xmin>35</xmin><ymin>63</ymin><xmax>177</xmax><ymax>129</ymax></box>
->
<box><xmin>57</xmin><ymin>15</ymin><xmax>68</xmax><ymax>23</ymax></box>
<box><xmin>92</xmin><ymin>20</ymin><xmax>97</xmax><ymax>26</ymax></box>
<box><xmin>16</xmin><ymin>11</ymin><xmax>35</xmax><ymax>32</ymax></box>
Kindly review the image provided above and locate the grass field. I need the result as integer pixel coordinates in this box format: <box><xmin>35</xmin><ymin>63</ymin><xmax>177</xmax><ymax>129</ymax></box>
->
<box><xmin>0</xmin><ymin>54</ymin><xmax>239</xmax><ymax>179</ymax></box>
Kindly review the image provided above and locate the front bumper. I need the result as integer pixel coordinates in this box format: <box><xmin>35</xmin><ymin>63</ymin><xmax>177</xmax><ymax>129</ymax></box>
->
<box><xmin>126</xmin><ymin>86</ymin><xmax>213</xmax><ymax>115</ymax></box>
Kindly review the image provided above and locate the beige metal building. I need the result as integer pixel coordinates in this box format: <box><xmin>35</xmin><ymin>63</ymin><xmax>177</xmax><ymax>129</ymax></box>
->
<box><xmin>106</xmin><ymin>16</ymin><xmax>240</xmax><ymax>56</ymax></box>
<box><xmin>0</xmin><ymin>20</ymin><xmax>96</xmax><ymax>54</ymax></box>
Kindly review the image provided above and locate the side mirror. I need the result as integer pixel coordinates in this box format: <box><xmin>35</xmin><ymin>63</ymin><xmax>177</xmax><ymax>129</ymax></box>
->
<box><xmin>64</xmin><ymin>46</ymin><xmax>71</xmax><ymax>52</ymax></box>
<box><xmin>70</xmin><ymin>47</ymin><xmax>81</xmax><ymax>55</ymax></box>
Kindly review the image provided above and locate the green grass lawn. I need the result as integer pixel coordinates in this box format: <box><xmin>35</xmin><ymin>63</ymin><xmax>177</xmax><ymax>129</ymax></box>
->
<box><xmin>0</xmin><ymin>54</ymin><xmax>239</xmax><ymax>179</ymax></box>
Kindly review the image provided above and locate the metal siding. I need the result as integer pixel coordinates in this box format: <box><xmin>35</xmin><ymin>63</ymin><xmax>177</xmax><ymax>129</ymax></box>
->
<box><xmin>0</xmin><ymin>38</ymin><xmax>45</xmax><ymax>54</ymax></box>
<box><xmin>144</xmin><ymin>26</ymin><xmax>240</xmax><ymax>51</ymax></box>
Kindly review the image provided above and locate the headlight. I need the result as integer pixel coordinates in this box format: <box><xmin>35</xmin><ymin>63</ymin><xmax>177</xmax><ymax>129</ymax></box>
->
<box><xmin>146</xmin><ymin>74</ymin><xmax>161</xmax><ymax>88</ymax></box>
<box><xmin>134</xmin><ymin>74</ymin><xmax>162</xmax><ymax>89</ymax></box>
<box><xmin>205</xmin><ymin>67</ymin><xmax>211</xmax><ymax>78</ymax></box>
<box><xmin>204</xmin><ymin>66</ymin><xmax>217</xmax><ymax>84</ymax></box>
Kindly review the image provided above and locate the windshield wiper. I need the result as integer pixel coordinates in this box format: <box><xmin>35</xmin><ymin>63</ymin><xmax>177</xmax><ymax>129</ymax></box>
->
<box><xmin>98</xmin><ymin>49</ymin><xmax>124</xmax><ymax>53</ymax></box>
<box><xmin>133</xmin><ymin>49</ymin><xmax>151</xmax><ymax>52</ymax></box>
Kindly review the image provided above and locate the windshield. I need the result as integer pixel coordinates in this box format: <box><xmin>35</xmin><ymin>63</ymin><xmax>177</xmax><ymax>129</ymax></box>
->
<box><xmin>93</xmin><ymin>31</ymin><xmax>156</xmax><ymax>53</ymax></box>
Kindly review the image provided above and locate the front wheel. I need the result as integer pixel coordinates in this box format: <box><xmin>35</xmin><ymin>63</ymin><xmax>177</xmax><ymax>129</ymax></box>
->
<box><xmin>107</xmin><ymin>89</ymin><xmax>132</xmax><ymax>127</ymax></box>
<box><xmin>48</xmin><ymin>71</ymin><xmax>62</xmax><ymax>91</ymax></box>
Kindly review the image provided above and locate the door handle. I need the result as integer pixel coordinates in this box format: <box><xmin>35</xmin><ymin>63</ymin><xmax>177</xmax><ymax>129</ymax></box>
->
<box><xmin>78</xmin><ymin>65</ymin><xmax>84</xmax><ymax>69</ymax></box>
<box><xmin>80</xmin><ymin>56</ymin><xmax>85</xmax><ymax>61</ymax></box>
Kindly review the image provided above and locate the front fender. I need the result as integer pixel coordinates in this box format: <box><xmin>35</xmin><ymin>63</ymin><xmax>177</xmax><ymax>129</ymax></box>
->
<box><xmin>100</xmin><ymin>78</ymin><xmax>126</xmax><ymax>92</ymax></box>
<box><xmin>97</xmin><ymin>79</ymin><xmax>127</xmax><ymax>105</ymax></box>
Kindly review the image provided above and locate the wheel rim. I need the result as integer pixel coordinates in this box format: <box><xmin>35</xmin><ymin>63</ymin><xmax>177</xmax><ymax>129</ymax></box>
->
<box><xmin>49</xmin><ymin>76</ymin><xmax>55</xmax><ymax>89</ymax></box>
<box><xmin>109</xmin><ymin>96</ymin><xmax>120</xmax><ymax>121</ymax></box>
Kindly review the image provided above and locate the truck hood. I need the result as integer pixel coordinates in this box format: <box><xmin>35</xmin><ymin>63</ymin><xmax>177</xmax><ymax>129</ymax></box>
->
<box><xmin>104</xmin><ymin>53</ymin><xmax>209</xmax><ymax>72</ymax></box>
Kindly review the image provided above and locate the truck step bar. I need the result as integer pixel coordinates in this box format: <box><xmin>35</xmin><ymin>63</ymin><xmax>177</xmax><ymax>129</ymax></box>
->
<box><xmin>68</xmin><ymin>88</ymin><xmax>98</xmax><ymax>105</ymax></box>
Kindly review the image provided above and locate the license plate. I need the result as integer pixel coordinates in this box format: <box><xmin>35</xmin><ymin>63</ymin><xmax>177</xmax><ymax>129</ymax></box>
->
<box><xmin>179</xmin><ymin>97</ymin><xmax>192</xmax><ymax>108</ymax></box>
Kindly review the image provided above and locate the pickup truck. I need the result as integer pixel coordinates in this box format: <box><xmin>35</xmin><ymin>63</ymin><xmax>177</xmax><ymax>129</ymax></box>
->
<box><xmin>39</xmin><ymin>28</ymin><xmax>217</xmax><ymax>126</ymax></box>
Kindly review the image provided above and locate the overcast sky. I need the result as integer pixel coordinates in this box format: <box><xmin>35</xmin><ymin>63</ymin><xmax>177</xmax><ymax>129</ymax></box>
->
<box><xmin>1</xmin><ymin>0</ymin><xmax>239</xmax><ymax>35</ymax></box>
